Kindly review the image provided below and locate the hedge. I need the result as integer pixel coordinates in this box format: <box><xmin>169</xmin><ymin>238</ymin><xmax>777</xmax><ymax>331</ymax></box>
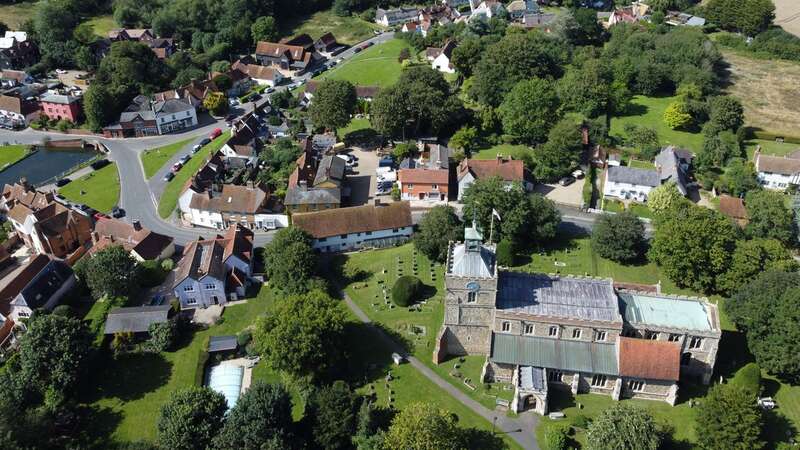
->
<box><xmin>392</xmin><ymin>275</ymin><xmax>421</xmax><ymax>307</ymax></box>
<box><xmin>582</xmin><ymin>164</ymin><xmax>597</xmax><ymax>209</ymax></box>
<box><xmin>749</xmin><ymin>130</ymin><xmax>800</xmax><ymax>144</ymax></box>
<box><xmin>194</xmin><ymin>336</ymin><xmax>211</xmax><ymax>386</ymax></box>
<box><xmin>84</xmin><ymin>295</ymin><xmax>126</xmax><ymax>348</ymax></box>
<box><xmin>496</xmin><ymin>239</ymin><xmax>514</xmax><ymax>267</ymax></box>
<box><xmin>731</xmin><ymin>362</ymin><xmax>761</xmax><ymax>397</ymax></box>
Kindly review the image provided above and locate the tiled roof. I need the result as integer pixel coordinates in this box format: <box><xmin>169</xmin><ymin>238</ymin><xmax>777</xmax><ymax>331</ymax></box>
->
<box><xmin>606</xmin><ymin>165</ymin><xmax>660</xmax><ymax>187</ymax></box>
<box><xmin>457</xmin><ymin>158</ymin><xmax>525</xmax><ymax>182</ymax></box>
<box><xmin>618</xmin><ymin>337</ymin><xmax>680</xmax><ymax>381</ymax></box>
<box><xmin>755</xmin><ymin>152</ymin><xmax>800</xmax><ymax>175</ymax></box>
<box><xmin>718</xmin><ymin>195</ymin><xmax>748</xmax><ymax>221</ymax></box>
<box><xmin>0</xmin><ymin>254</ymin><xmax>51</xmax><ymax>315</ymax></box>
<box><xmin>398</xmin><ymin>168</ymin><xmax>449</xmax><ymax>185</ymax></box>
<box><xmin>188</xmin><ymin>184</ymin><xmax>269</xmax><ymax>215</ymax></box>
<box><xmin>91</xmin><ymin>218</ymin><xmax>173</xmax><ymax>260</ymax></box>
<box><xmin>292</xmin><ymin>202</ymin><xmax>412</xmax><ymax>239</ymax></box>
<box><xmin>255</xmin><ymin>41</ymin><xmax>306</xmax><ymax>61</ymax></box>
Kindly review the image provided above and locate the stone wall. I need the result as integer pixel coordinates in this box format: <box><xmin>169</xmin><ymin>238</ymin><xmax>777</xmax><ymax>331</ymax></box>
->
<box><xmin>446</xmin><ymin>324</ymin><xmax>492</xmax><ymax>355</ymax></box>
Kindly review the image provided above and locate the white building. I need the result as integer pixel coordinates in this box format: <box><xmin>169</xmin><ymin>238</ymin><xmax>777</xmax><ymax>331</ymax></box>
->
<box><xmin>178</xmin><ymin>183</ymin><xmax>288</xmax><ymax>231</ymax></box>
<box><xmin>603</xmin><ymin>166</ymin><xmax>660</xmax><ymax>202</ymax></box>
<box><xmin>172</xmin><ymin>225</ymin><xmax>254</xmax><ymax>309</ymax></box>
<box><xmin>1</xmin><ymin>254</ymin><xmax>76</xmax><ymax>322</ymax></box>
<box><xmin>232</xmin><ymin>60</ymin><xmax>284</xmax><ymax>87</ymax></box>
<box><xmin>154</xmin><ymin>98</ymin><xmax>198</xmax><ymax>134</ymax></box>
<box><xmin>292</xmin><ymin>201</ymin><xmax>413</xmax><ymax>253</ymax></box>
<box><xmin>754</xmin><ymin>149</ymin><xmax>800</xmax><ymax>191</ymax></box>
<box><xmin>426</xmin><ymin>41</ymin><xmax>457</xmax><ymax>74</ymax></box>
<box><xmin>375</xmin><ymin>7</ymin><xmax>420</xmax><ymax>26</ymax></box>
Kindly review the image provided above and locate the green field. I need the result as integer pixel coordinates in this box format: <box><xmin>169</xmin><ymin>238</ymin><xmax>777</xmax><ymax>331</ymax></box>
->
<box><xmin>611</xmin><ymin>95</ymin><xmax>704</xmax><ymax>153</ymax></box>
<box><xmin>59</xmin><ymin>163</ymin><xmax>120</xmax><ymax>213</ymax></box>
<box><xmin>337</xmin><ymin>117</ymin><xmax>372</xmax><ymax>139</ymax></box>
<box><xmin>0</xmin><ymin>144</ymin><xmax>29</xmax><ymax>169</ymax></box>
<box><xmin>157</xmin><ymin>131</ymin><xmax>230</xmax><ymax>218</ymax></box>
<box><xmin>279</xmin><ymin>9</ymin><xmax>381</xmax><ymax>46</ymax></box>
<box><xmin>140</xmin><ymin>138</ymin><xmax>194</xmax><ymax>179</ymax></box>
<box><xmin>316</xmin><ymin>39</ymin><xmax>410</xmax><ymax>87</ymax></box>
<box><xmin>472</xmin><ymin>144</ymin><xmax>531</xmax><ymax>161</ymax></box>
<box><xmin>84</xmin><ymin>14</ymin><xmax>117</xmax><ymax>38</ymax></box>
<box><xmin>0</xmin><ymin>0</ymin><xmax>39</xmax><ymax>28</ymax></box>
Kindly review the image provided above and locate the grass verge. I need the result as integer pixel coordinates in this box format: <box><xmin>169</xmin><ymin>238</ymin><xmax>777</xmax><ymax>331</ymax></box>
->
<box><xmin>0</xmin><ymin>144</ymin><xmax>30</xmax><ymax>169</ymax></box>
<box><xmin>157</xmin><ymin>131</ymin><xmax>230</xmax><ymax>218</ymax></box>
<box><xmin>140</xmin><ymin>138</ymin><xmax>194</xmax><ymax>179</ymax></box>
<box><xmin>316</xmin><ymin>39</ymin><xmax>409</xmax><ymax>87</ymax></box>
<box><xmin>59</xmin><ymin>163</ymin><xmax>120</xmax><ymax>213</ymax></box>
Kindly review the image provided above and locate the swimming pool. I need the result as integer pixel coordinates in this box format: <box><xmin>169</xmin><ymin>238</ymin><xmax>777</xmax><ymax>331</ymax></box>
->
<box><xmin>206</xmin><ymin>363</ymin><xmax>244</xmax><ymax>409</ymax></box>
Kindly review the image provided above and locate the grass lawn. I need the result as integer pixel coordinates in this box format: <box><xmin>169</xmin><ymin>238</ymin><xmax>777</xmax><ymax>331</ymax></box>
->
<box><xmin>140</xmin><ymin>138</ymin><xmax>194</xmax><ymax>179</ymax></box>
<box><xmin>744</xmin><ymin>138</ymin><xmax>800</xmax><ymax>158</ymax></box>
<box><xmin>611</xmin><ymin>95</ymin><xmax>704</xmax><ymax>153</ymax></box>
<box><xmin>628</xmin><ymin>202</ymin><xmax>653</xmax><ymax>219</ymax></box>
<box><xmin>0</xmin><ymin>144</ymin><xmax>29</xmax><ymax>169</ymax></box>
<box><xmin>601</xmin><ymin>198</ymin><xmax>625</xmax><ymax>214</ymax></box>
<box><xmin>279</xmin><ymin>9</ymin><xmax>381</xmax><ymax>46</ymax></box>
<box><xmin>628</xmin><ymin>159</ymin><xmax>655</xmax><ymax>169</ymax></box>
<box><xmin>337</xmin><ymin>117</ymin><xmax>372</xmax><ymax>140</ymax></box>
<box><xmin>157</xmin><ymin>131</ymin><xmax>230</xmax><ymax>218</ymax></box>
<box><xmin>59</xmin><ymin>163</ymin><xmax>120</xmax><ymax>213</ymax></box>
<box><xmin>0</xmin><ymin>0</ymin><xmax>39</xmax><ymax>28</ymax></box>
<box><xmin>84</xmin><ymin>14</ymin><xmax>117</xmax><ymax>38</ymax></box>
<box><xmin>316</xmin><ymin>39</ymin><xmax>409</xmax><ymax>87</ymax></box>
<box><xmin>472</xmin><ymin>144</ymin><xmax>531</xmax><ymax>161</ymax></box>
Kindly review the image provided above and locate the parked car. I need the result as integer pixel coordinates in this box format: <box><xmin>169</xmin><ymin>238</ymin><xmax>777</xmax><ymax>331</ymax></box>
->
<box><xmin>228</xmin><ymin>98</ymin><xmax>239</xmax><ymax>106</ymax></box>
<box><xmin>111</xmin><ymin>206</ymin><xmax>125</xmax><ymax>218</ymax></box>
<box><xmin>163</xmin><ymin>172</ymin><xmax>175</xmax><ymax>182</ymax></box>
<box><xmin>328</xmin><ymin>61</ymin><xmax>337</xmax><ymax>67</ymax></box>
<box><xmin>179</xmin><ymin>155</ymin><xmax>191</xmax><ymax>164</ymax></box>
<box><xmin>266</xmin><ymin>87</ymin><xmax>275</xmax><ymax>94</ymax></box>
<box><xmin>199</xmin><ymin>137</ymin><xmax>211</xmax><ymax>146</ymax></box>
<box><xmin>353</xmin><ymin>47</ymin><xmax>362</xmax><ymax>53</ymax></box>
<box><xmin>249</xmin><ymin>94</ymin><xmax>262</xmax><ymax>102</ymax></box>
<box><xmin>55</xmin><ymin>69</ymin><xmax>67</xmax><ymax>74</ymax></box>
<box><xmin>192</xmin><ymin>144</ymin><xmax>202</xmax><ymax>153</ymax></box>
<box><xmin>171</xmin><ymin>162</ymin><xmax>182</xmax><ymax>172</ymax></box>
<box><xmin>210</xmin><ymin>128</ymin><xmax>222</xmax><ymax>139</ymax></box>
<box><xmin>365</xmin><ymin>42</ymin><xmax>374</xmax><ymax>48</ymax></box>
<box><xmin>91</xmin><ymin>159</ymin><xmax>110</xmax><ymax>170</ymax></box>
<box><xmin>758</xmin><ymin>397</ymin><xmax>777</xmax><ymax>410</ymax></box>
<box><xmin>572</xmin><ymin>169</ymin><xmax>585</xmax><ymax>179</ymax></box>
<box><xmin>373</xmin><ymin>30</ymin><xmax>381</xmax><ymax>35</ymax></box>
<box><xmin>55</xmin><ymin>178</ymin><xmax>71</xmax><ymax>187</ymax></box>
<box><xmin>378</xmin><ymin>156</ymin><xmax>394</xmax><ymax>168</ymax></box>
<box><xmin>93</xmin><ymin>212</ymin><xmax>109</xmax><ymax>221</ymax></box>
<box><xmin>558</xmin><ymin>176</ymin><xmax>575</xmax><ymax>186</ymax></box>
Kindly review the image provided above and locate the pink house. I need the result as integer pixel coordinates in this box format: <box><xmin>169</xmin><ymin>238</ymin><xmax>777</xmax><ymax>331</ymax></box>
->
<box><xmin>40</xmin><ymin>93</ymin><xmax>82</xmax><ymax>122</ymax></box>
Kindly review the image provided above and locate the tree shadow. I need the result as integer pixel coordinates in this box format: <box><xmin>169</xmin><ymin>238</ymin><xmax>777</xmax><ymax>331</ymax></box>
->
<box><xmin>713</xmin><ymin>329</ymin><xmax>755</xmax><ymax>380</ymax></box>
<box><xmin>617</xmin><ymin>102</ymin><xmax>649</xmax><ymax>118</ymax></box>
<box><xmin>763</xmin><ymin>407</ymin><xmax>798</xmax><ymax>447</ymax></box>
<box><xmin>87</xmin><ymin>352</ymin><xmax>172</xmax><ymax>403</ymax></box>
<box><xmin>76</xmin><ymin>404</ymin><xmax>124</xmax><ymax>449</ymax></box>
<box><xmin>461</xmin><ymin>427</ymin><xmax>508</xmax><ymax>450</ymax></box>
<box><xmin>339</xmin><ymin>321</ymin><xmax>412</xmax><ymax>387</ymax></box>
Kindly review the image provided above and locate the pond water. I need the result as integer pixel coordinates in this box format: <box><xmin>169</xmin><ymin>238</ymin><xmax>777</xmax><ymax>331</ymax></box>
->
<box><xmin>0</xmin><ymin>146</ymin><xmax>98</xmax><ymax>187</ymax></box>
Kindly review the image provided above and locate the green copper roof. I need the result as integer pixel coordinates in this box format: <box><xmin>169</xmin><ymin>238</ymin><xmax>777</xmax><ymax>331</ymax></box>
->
<box><xmin>490</xmin><ymin>333</ymin><xmax>619</xmax><ymax>376</ymax></box>
<box><xmin>618</xmin><ymin>293</ymin><xmax>713</xmax><ymax>331</ymax></box>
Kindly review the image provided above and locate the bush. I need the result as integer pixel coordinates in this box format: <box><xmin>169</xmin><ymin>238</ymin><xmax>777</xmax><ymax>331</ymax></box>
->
<box><xmin>544</xmin><ymin>425</ymin><xmax>569</xmax><ymax>450</ymax></box>
<box><xmin>591</xmin><ymin>212</ymin><xmax>647</xmax><ymax>263</ymax></box>
<box><xmin>146</xmin><ymin>320</ymin><xmax>178</xmax><ymax>352</ymax></box>
<box><xmin>194</xmin><ymin>336</ymin><xmax>211</xmax><ymax>386</ymax></box>
<box><xmin>160</xmin><ymin>258</ymin><xmax>174</xmax><ymax>271</ymax></box>
<box><xmin>391</xmin><ymin>275</ymin><xmax>422</xmax><ymax>307</ymax></box>
<box><xmin>52</xmin><ymin>304</ymin><xmax>73</xmax><ymax>317</ymax></box>
<box><xmin>139</xmin><ymin>259</ymin><xmax>168</xmax><ymax>287</ymax></box>
<box><xmin>582</xmin><ymin>165</ymin><xmax>597</xmax><ymax>208</ymax></box>
<box><xmin>237</xmin><ymin>330</ymin><xmax>252</xmax><ymax>347</ymax></box>
<box><xmin>496</xmin><ymin>239</ymin><xmax>514</xmax><ymax>267</ymax></box>
<box><xmin>731</xmin><ymin>362</ymin><xmax>761</xmax><ymax>397</ymax></box>
<box><xmin>573</xmin><ymin>414</ymin><xmax>591</xmax><ymax>429</ymax></box>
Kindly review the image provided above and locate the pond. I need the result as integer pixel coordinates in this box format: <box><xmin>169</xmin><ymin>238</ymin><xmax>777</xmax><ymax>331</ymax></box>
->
<box><xmin>0</xmin><ymin>145</ymin><xmax>99</xmax><ymax>187</ymax></box>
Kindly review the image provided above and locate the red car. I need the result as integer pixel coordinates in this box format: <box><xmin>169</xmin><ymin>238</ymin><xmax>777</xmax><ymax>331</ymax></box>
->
<box><xmin>210</xmin><ymin>128</ymin><xmax>222</xmax><ymax>139</ymax></box>
<box><xmin>171</xmin><ymin>162</ymin><xmax>183</xmax><ymax>173</ymax></box>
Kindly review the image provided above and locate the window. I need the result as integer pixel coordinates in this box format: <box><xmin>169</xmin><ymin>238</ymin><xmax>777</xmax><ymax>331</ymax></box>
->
<box><xmin>645</xmin><ymin>330</ymin><xmax>659</xmax><ymax>340</ymax></box>
<box><xmin>591</xmin><ymin>374</ymin><xmax>607</xmax><ymax>387</ymax></box>
<box><xmin>186</xmin><ymin>297</ymin><xmax>198</xmax><ymax>305</ymax></box>
<box><xmin>467</xmin><ymin>291</ymin><xmax>477</xmax><ymax>303</ymax></box>
<box><xmin>501</xmin><ymin>321</ymin><xmax>510</xmax><ymax>332</ymax></box>
<box><xmin>524</xmin><ymin>324</ymin><xmax>534</xmax><ymax>335</ymax></box>
<box><xmin>319</xmin><ymin>237</ymin><xmax>327</xmax><ymax>242</ymax></box>
<box><xmin>689</xmin><ymin>337</ymin><xmax>702</xmax><ymax>349</ymax></box>
<box><xmin>183</xmin><ymin>285</ymin><xmax>195</xmax><ymax>292</ymax></box>
<box><xmin>431</xmin><ymin>184</ymin><xmax>438</xmax><ymax>189</ymax></box>
<box><xmin>572</xmin><ymin>328</ymin><xmax>582</xmax><ymax>339</ymax></box>
<box><xmin>628</xmin><ymin>380</ymin><xmax>645</xmax><ymax>392</ymax></box>
<box><xmin>548</xmin><ymin>326</ymin><xmax>558</xmax><ymax>337</ymax></box>
<box><xmin>204</xmin><ymin>283</ymin><xmax>216</xmax><ymax>290</ymax></box>
<box><xmin>548</xmin><ymin>370</ymin><xmax>563</xmax><ymax>382</ymax></box>
<box><xmin>407</xmin><ymin>183</ymin><xmax>413</xmax><ymax>188</ymax></box>
<box><xmin>365</xmin><ymin>231</ymin><xmax>372</xmax><ymax>236</ymax></box>
<box><xmin>392</xmin><ymin>228</ymin><xmax>398</xmax><ymax>232</ymax></box>
<box><xmin>18</xmin><ymin>311</ymin><xmax>29</xmax><ymax>318</ymax></box>
<box><xmin>668</xmin><ymin>334</ymin><xmax>681</xmax><ymax>342</ymax></box>
<box><xmin>340</xmin><ymin>234</ymin><xmax>348</xmax><ymax>239</ymax></box>
<box><xmin>595</xmin><ymin>330</ymin><xmax>607</xmax><ymax>342</ymax></box>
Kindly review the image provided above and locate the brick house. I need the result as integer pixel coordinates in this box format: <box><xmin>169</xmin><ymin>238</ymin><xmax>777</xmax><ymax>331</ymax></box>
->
<box><xmin>0</xmin><ymin>93</ymin><xmax>39</xmax><ymax>127</ymax></box>
<box><xmin>398</xmin><ymin>169</ymin><xmax>449</xmax><ymax>201</ymax></box>
<box><xmin>40</xmin><ymin>93</ymin><xmax>82</xmax><ymax>122</ymax></box>
<box><xmin>456</xmin><ymin>156</ymin><xmax>532</xmax><ymax>200</ymax></box>
<box><xmin>0</xmin><ymin>254</ymin><xmax>75</xmax><ymax>322</ymax></box>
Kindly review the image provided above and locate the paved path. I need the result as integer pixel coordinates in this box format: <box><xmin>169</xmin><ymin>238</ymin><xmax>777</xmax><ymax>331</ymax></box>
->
<box><xmin>340</xmin><ymin>292</ymin><xmax>540</xmax><ymax>450</ymax></box>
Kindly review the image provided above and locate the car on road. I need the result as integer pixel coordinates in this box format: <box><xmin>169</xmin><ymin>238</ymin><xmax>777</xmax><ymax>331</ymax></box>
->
<box><xmin>192</xmin><ymin>144</ymin><xmax>202</xmax><ymax>153</ymax></box>
<box><xmin>199</xmin><ymin>137</ymin><xmax>211</xmax><ymax>146</ymax></box>
<box><xmin>376</xmin><ymin>181</ymin><xmax>393</xmax><ymax>195</ymax></box>
<box><xmin>373</xmin><ymin>30</ymin><xmax>381</xmax><ymax>35</ymax></box>
<box><xmin>111</xmin><ymin>206</ymin><xmax>125</xmax><ymax>218</ymax></box>
<box><xmin>228</xmin><ymin>98</ymin><xmax>239</xmax><ymax>106</ymax></box>
<box><xmin>210</xmin><ymin>128</ymin><xmax>222</xmax><ymax>139</ymax></box>
<box><xmin>353</xmin><ymin>47</ymin><xmax>362</xmax><ymax>53</ymax></box>
<box><xmin>328</xmin><ymin>60</ymin><xmax>337</xmax><ymax>67</ymax></box>
<box><xmin>249</xmin><ymin>94</ymin><xmax>262</xmax><ymax>102</ymax></box>
<box><xmin>171</xmin><ymin>162</ymin><xmax>182</xmax><ymax>172</ymax></box>
<box><xmin>572</xmin><ymin>169</ymin><xmax>585</xmax><ymax>179</ymax></box>
<box><xmin>91</xmin><ymin>159</ymin><xmax>110</xmax><ymax>170</ymax></box>
<box><xmin>266</xmin><ymin>87</ymin><xmax>275</xmax><ymax>93</ymax></box>
<box><xmin>179</xmin><ymin>155</ymin><xmax>191</xmax><ymax>164</ymax></box>
<box><xmin>163</xmin><ymin>172</ymin><xmax>175</xmax><ymax>182</ymax></box>
<box><xmin>55</xmin><ymin>178</ymin><xmax>71</xmax><ymax>187</ymax></box>
<box><xmin>558</xmin><ymin>176</ymin><xmax>575</xmax><ymax>186</ymax></box>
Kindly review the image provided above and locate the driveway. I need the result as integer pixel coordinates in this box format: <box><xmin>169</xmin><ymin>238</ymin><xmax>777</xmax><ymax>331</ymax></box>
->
<box><xmin>534</xmin><ymin>180</ymin><xmax>584</xmax><ymax>208</ymax></box>
<box><xmin>345</xmin><ymin>147</ymin><xmax>381</xmax><ymax>206</ymax></box>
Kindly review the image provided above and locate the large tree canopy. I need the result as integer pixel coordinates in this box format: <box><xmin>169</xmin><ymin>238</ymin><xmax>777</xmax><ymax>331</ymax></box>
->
<box><xmin>706</xmin><ymin>0</ymin><xmax>775</xmax><ymax>36</ymax></box>
<box><xmin>695</xmin><ymin>384</ymin><xmax>765</xmax><ymax>450</ymax></box>
<box><xmin>414</xmin><ymin>205</ymin><xmax>463</xmax><ymax>262</ymax></box>
<box><xmin>262</xmin><ymin>227</ymin><xmax>317</xmax><ymax>295</ymax></box>
<box><xmin>744</xmin><ymin>190</ymin><xmax>797</xmax><ymax>245</ymax></box>
<box><xmin>384</xmin><ymin>402</ymin><xmax>462</xmax><ymax>450</ymax></box>
<box><xmin>74</xmin><ymin>245</ymin><xmax>140</xmax><ymax>300</ymax></box>
<box><xmin>305</xmin><ymin>380</ymin><xmax>358</xmax><ymax>450</ymax></box>
<box><xmin>591</xmin><ymin>211</ymin><xmax>646</xmax><ymax>263</ymax></box>
<box><xmin>586</xmin><ymin>403</ymin><xmax>661</xmax><ymax>450</ymax></box>
<box><xmin>498</xmin><ymin>77</ymin><xmax>561</xmax><ymax>145</ymax></box>
<box><xmin>157</xmin><ymin>387</ymin><xmax>227</xmax><ymax>450</ymax></box>
<box><xmin>308</xmin><ymin>79</ymin><xmax>357</xmax><ymax>132</ymax></box>
<box><xmin>718</xmin><ymin>238</ymin><xmax>798</xmax><ymax>296</ymax></box>
<box><xmin>532</xmin><ymin>117</ymin><xmax>584</xmax><ymax>181</ymax></box>
<box><xmin>212</xmin><ymin>382</ymin><xmax>294</xmax><ymax>450</ymax></box>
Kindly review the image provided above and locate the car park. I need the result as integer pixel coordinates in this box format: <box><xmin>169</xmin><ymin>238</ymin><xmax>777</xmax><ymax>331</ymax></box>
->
<box><xmin>91</xmin><ymin>159</ymin><xmax>111</xmax><ymax>170</ymax></box>
<box><xmin>558</xmin><ymin>176</ymin><xmax>575</xmax><ymax>186</ymax></box>
<box><xmin>55</xmin><ymin>178</ymin><xmax>71</xmax><ymax>187</ymax></box>
<box><xmin>163</xmin><ymin>172</ymin><xmax>175</xmax><ymax>182</ymax></box>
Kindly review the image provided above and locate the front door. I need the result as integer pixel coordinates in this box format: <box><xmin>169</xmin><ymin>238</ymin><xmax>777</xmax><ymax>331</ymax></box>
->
<box><xmin>212</xmin><ymin>296</ymin><xmax>219</xmax><ymax>305</ymax></box>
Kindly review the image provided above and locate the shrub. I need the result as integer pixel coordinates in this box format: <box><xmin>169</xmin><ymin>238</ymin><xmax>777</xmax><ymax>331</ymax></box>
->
<box><xmin>573</xmin><ymin>414</ymin><xmax>591</xmax><ymax>429</ymax></box>
<box><xmin>237</xmin><ymin>330</ymin><xmax>252</xmax><ymax>347</ymax></box>
<box><xmin>496</xmin><ymin>239</ymin><xmax>514</xmax><ymax>267</ymax></box>
<box><xmin>146</xmin><ymin>320</ymin><xmax>178</xmax><ymax>352</ymax></box>
<box><xmin>544</xmin><ymin>425</ymin><xmax>569</xmax><ymax>450</ymax></box>
<box><xmin>160</xmin><ymin>258</ymin><xmax>174</xmax><ymax>271</ymax></box>
<box><xmin>139</xmin><ymin>259</ymin><xmax>167</xmax><ymax>287</ymax></box>
<box><xmin>52</xmin><ymin>304</ymin><xmax>73</xmax><ymax>317</ymax></box>
<box><xmin>194</xmin><ymin>336</ymin><xmax>211</xmax><ymax>386</ymax></box>
<box><xmin>730</xmin><ymin>362</ymin><xmax>761</xmax><ymax>397</ymax></box>
<box><xmin>391</xmin><ymin>275</ymin><xmax>422</xmax><ymax>307</ymax></box>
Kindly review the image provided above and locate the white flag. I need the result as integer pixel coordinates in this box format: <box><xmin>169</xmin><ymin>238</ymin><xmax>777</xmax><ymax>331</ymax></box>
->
<box><xmin>492</xmin><ymin>208</ymin><xmax>501</xmax><ymax>221</ymax></box>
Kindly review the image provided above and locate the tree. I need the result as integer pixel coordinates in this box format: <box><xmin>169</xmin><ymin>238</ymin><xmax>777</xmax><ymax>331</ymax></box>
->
<box><xmin>726</xmin><ymin>271</ymin><xmax>800</xmax><ymax>381</ymax></box>
<box><xmin>449</xmin><ymin>126</ymin><xmax>479</xmax><ymax>154</ymax></box>
<box><xmin>146</xmin><ymin>320</ymin><xmax>178</xmax><ymax>352</ymax></box>
<box><xmin>720</xmin><ymin>158</ymin><xmax>759</xmax><ymax>197</ymax></box>
<box><xmin>353</xmin><ymin>401</ymin><xmax>390</xmax><ymax>450</ymax></box>
<box><xmin>414</xmin><ymin>205</ymin><xmax>463</xmax><ymax>262</ymax></box>
<box><xmin>450</xmin><ymin>37</ymin><xmax>483</xmax><ymax>77</ymax></box>
<box><xmin>306</xmin><ymin>381</ymin><xmax>358</xmax><ymax>450</ymax></box>
<box><xmin>586</xmin><ymin>403</ymin><xmax>661</xmax><ymax>450</ymax></box>
<box><xmin>663</xmin><ymin>100</ymin><xmax>693</xmax><ymax>129</ymax></box>
<box><xmin>392</xmin><ymin>142</ymin><xmax>416</xmax><ymax>161</ymax></box>
<box><xmin>623</xmin><ymin>123</ymin><xmax>660</xmax><ymax>158</ymax></box>
<box><xmin>212</xmin><ymin>382</ymin><xmax>293</xmax><ymax>450</ymax></box>
<box><xmin>309</xmin><ymin>80</ymin><xmax>357</xmax><ymax>133</ymax></box>
<box><xmin>708</xmin><ymin>95</ymin><xmax>745</xmax><ymax>132</ymax></box>
<box><xmin>76</xmin><ymin>245</ymin><xmax>139</xmax><ymax>299</ymax></box>
<box><xmin>210</xmin><ymin>60</ymin><xmax>231</xmax><ymax>73</ymax></box>
<box><xmin>17</xmin><ymin>314</ymin><xmax>90</xmax><ymax>400</ymax></box>
<box><xmin>84</xmin><ymin>84</ymin><xmax>117</xmax><ymax>131</ymax></box>
<box><xmin>262</xmin><ymin>227</ymin><xmax>317</xmax><ymax>295</ymax></box>
<box><xmin>203</xmin><ymin>91</ymin><xmax>228</xmax><ymax>116</ymax></box>
<box><xmin>745</xmin><ymin>190</ymin><xmax>797</xmax><ymax>245</ymax></box>
<box><xmin>533</xmin><ymin>118</ymin><xmax>583</xmax><ymax>181</ymax></box>
<box><xmin>591</xmin><ymin>212</ymin><xmax>646</xmax><ymax>263</ymax></box>
<box><xmin>718</xmin><ymin>238</ymin><xmax>798</xmax><ymax>295</ymax></box>
<box><xmin>253</xmin><ymin>290</ymin><xmax>346</xmax><ymax>383</ymax></box>
<box><xmin>695</xmin><ymin>384</ymin><xmax>764</xmax><ymax>450</ymax></box>
<box><xmin>496</xmin><ymin>239</ymin><xmax>515</xmax><ymax>267</ymax></box>
<box><xmin>706</xmin><ymin>0</ymin><xmax>775</xmax><ymax>36</ymax></box>
<box><xmin>392</xmin><ymin>276</ymin><xmax>422</xmax><ymax>307</ymax></box>
<box><xmin>384</xmin><ymin>402</ymin><xmax>461</xmax><ymax>450</ymax></box>
<box><xmin>157</xmin><ymin>387</ymin><xmax>228</xmax><ymax>450</ymax></box>
<box><xmin>462</xmin><ymin>178</ymin><xmax>561</xmax><ymax>248</ymax></box>
<box><xmin>499</xmin><ymin>77</ymin><xmax>561</xmax><ymax>145</ymax></box>
<box><xmin>731</xmin><ymin>363</ymin><xmax>762</xmax><ymax>397</ymax></box>
<box><xmin>698</xmin><ymin>128</ymin><xmax>741</xmax><ymax>169</ymax></box>
<box><xmin>251</xmin><ymin>16</ymin><xmax>278</xmax><ymax>43</ymax></box>
<box><xmin>558</xmin><ymin>58</ymin><xmax>626</xmax><ymax>119</ymax></box>
<box><xmin>649</xmin><ymin>205</ymin><xmax>738</xmax><ymax>292</ymax></box>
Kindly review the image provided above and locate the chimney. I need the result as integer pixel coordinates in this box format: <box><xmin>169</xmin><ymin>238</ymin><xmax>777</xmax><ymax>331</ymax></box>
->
<box><xmin>247</xmin><ymin>180</ymin><xmax>255</xmax><ymax>189</ymax></box>
<box><xmin>132</xmin><ymin>220</ymin><xmax>142</xmax><ymax>231</ymax></box>
<box><xmin>207</xmin><ymin>190</ymin><xmax>213</xmax><ymax>199</ymax></box>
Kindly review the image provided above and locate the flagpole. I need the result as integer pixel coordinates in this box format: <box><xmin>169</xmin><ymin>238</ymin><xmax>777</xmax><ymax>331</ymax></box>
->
<box><xmin>489</xmin><ymin>210</ymin><xmax>494</xmax><ymax>245</ymax></box>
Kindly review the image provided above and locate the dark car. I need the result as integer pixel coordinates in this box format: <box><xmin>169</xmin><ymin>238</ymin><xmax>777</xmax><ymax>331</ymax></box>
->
<box><xmin>91</xmin><ymin>159</ymin><xmax>110</xmax><ymax>170</ymax></box>
<box><xmin>199</xmin><ymin>138</ymin><xmax>211</xmax><ymax>146</ymax></box>
<box><xmin>225</xmin><ymin>114</ymin><xmax>237</xmax><ymax>122</ymax></box>
<box><xmin>378</xmin><ymin>156</ymin><xmax>394</xmax><ymax>168</ymax></box>
<box><xmin>111</xmin><ymin>206</ymin><xmax>125</xmax><ymax>218</ymax></box>
<box><xmin>353</xmin><ymin>47</ymin><xmax>362</xmax><ymax>53</ymax></box>
<box><xmin>249</xmin><ymin>94</ymin><xmax>262</xmax><ymax>102</ymax></box>
<box><xmin>163</xmin><ymin>172</ymin><xmax>175</xmax><ymax>182</ymax></box>
<box><xmin>55</xmin><ymin>178</ymin><xmax>71</xmax><ymax>187</ymax></box>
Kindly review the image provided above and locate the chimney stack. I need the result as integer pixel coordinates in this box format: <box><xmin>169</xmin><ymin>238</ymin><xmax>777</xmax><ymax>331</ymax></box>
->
<box><xmin>132</xmin><ymin>220</ymin><xmax>142</xmax><ymax>231</ymax></box>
